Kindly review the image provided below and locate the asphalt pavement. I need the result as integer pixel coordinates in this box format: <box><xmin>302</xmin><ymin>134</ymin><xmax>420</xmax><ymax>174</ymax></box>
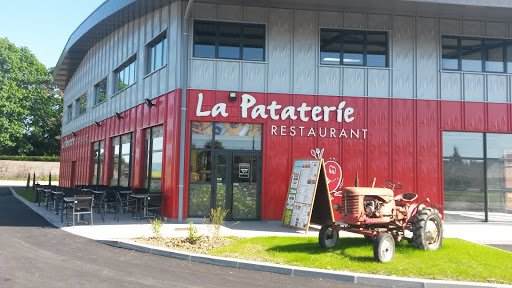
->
<box><xmin>0</xmin><ymin>186</ymin><xmax>377</xmax><ymax>288</ymax></box>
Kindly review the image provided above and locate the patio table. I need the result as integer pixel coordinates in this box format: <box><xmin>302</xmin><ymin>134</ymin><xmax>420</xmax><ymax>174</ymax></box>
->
<box><xmin>130</xmin><ymin>194</ymin><xmax>150</xmax><ymax>219</ymax></box>
<box><xmin>61</xmin><ymin>197</ymin><xmax>75</xmax><ymax>223</ymax></box>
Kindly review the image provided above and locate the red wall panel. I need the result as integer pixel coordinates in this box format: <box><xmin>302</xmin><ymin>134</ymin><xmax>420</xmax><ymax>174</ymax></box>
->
<box><xmin>61</xmin><ymin>88</ymin><xmax>512</xmax><ymax>220</ymax></box>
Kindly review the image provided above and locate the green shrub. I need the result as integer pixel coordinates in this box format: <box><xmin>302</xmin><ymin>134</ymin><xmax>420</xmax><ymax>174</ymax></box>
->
<box><xmin>0</xmin><ymin>155</ymin><xmax>60</xmax><ymax>162</ymax></box>
<box><xmin>149</xmin><ymin>217</ymin><xmax>166</xmax><ymax>239</ymax></box>
<box><xmin>210</xmin><ymin>207</ymin><xmax>228</xmax><ymax>238</ymax></box>
<box><xmin>187</xmin><ymin>222</ymin><xmax>203</xmax><ymax>244</ymax></box>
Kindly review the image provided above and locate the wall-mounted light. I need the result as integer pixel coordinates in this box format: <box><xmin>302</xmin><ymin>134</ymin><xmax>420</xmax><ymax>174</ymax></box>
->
<box><xmin>94</xmin><ymin>121</ymin><xmax>102</xmax><ymax>127</ymax></box>
<box><xmin>144</xmin><ymin>98</ymin><xmax>155</xmax><ymax>107</ymax></box>
<box><xmin>115</xmin><ymin>112</ymin><xmax>123</xmax><ymax>119</ymax></box>
<box><xmin>71</xmin><ymin>131</ymin><xmax>77</xmax><ymax>137</ymax></box>
<box><xmin>229</xmin><ymin>91</ymin><xmax>237</xmax><ymax>102</ymax></box>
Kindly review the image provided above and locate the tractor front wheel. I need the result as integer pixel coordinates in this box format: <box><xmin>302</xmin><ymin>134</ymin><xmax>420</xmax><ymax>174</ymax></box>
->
<box><xmin>373</xmin><ymin>233</ymin><xmax>395</xmax><ymax>262</ymax></box>
<box><xmin>319</xmin><ymin>222</ymin><xmax>339</xmax><ymax>248</ymax></box>
<box><xmin>412</xmin><ymin>207</ymin><xmax>443</xmax><ymax>250</ymax></box>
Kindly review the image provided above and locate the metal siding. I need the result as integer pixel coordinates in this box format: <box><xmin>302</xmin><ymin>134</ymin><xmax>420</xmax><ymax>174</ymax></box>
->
<box><xmin>392</xmin><ymin>16</ymin><xmax>415</xmax><ymax>99</ymax></box>
<box><xmin>416</xmin><ymin>17</ymin><xmax>438</xmax><ymax>100</ymax></box>
<box><xmin>392</xmin><ymin>99</ymin><xmax>416</xmax><ymax>192</ymax></box>
<box><xmin>268</xmin><ymin>9</ymin><xmax>292</xmax><ymax>93</ymax></box>
<box><xmin>292</xmin><ymin>10</ymin><xmax>316</xmax><ymax>95</ymax></box>
<box><xmin>441</xmin><ymin>101</ymin><xmax>463</xmax><ymax>130</ymax></box>
<box><xmin>464</xmin><ymin>102</ymin><xmax>486</xmax><ymax>131</ymax></box>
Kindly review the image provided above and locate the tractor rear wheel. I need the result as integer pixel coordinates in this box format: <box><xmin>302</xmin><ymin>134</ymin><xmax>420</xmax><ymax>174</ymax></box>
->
<box><xmin>319</xmin><ymin>222</ymin><xmax>339</xmax><ymax>248</ymax></box>
<box><xmin>373</xmin><ymin>233</ymin><xmax>395</xmax><ymax>262</ymax></box>
<box><xmin>412</xmin><ymin>207</ymin><xmax>443</xmax><ymax>250</ymax></box>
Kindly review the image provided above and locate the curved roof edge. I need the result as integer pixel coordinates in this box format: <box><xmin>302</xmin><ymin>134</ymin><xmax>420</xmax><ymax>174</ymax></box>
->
<box><xmin>53</xmin><ymin>0</ymin><xmax>174</xmax><ymax>90</ymax></box>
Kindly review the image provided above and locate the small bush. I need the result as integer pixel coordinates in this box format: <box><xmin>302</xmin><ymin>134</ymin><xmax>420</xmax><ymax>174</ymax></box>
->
<box><xmin>187</xmin><ymin>222</ymin><xmax>203</xmax><ymax>244</ymax></box>
<box><xmin>210</xmin><ymin>207</ymin><xmax>228</xmax><ymax>238</ymax></box>
<box><xmin>149</xmin><ymin>217</ymin><xmax>166</xmax><ymax>239</ymax></box>
<box><xmin>0</xmin><ymin>155</ymin><xmax>60</xmax><ymax>162</ymax></box>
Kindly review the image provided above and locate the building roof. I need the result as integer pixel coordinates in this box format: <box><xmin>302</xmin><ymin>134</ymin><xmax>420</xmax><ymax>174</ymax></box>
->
<box><xmin>54</xmin><ymin>0</ymin><xmax>512</xmax><ymax>90</ymax></box>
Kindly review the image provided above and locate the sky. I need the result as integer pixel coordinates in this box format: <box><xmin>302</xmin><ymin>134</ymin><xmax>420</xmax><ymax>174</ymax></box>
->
<box><xmin>0</xmin><ymin>0</ymin><xmax>106</xmax><ymax>68</ymax></box>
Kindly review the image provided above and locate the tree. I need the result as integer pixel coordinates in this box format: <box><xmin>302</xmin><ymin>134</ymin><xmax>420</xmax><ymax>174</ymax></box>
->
<box><xmin>0</xmin><ymin>38</ymin><xmax>62</xmax><ymax>156</ymax></box>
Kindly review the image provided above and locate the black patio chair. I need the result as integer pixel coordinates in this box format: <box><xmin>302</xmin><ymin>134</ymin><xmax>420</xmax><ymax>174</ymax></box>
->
<box><xmin>92</xmin><ymin>191</ymin><xmax>106</xmax><ymax>223</ymax></box>
<box><xmin>69</xmin><ymin>195</ymin><xmax>93</xmax><ymax>226</ymax></box>
<box><xmin>146</xmin><ymin>194</ymin><xmax>163</xmax><ymax>218</ymax></box>
<box><xmin>114</xmin><ymin>191</ymin><xmax>135</xmax><ymax>221</ymax></box>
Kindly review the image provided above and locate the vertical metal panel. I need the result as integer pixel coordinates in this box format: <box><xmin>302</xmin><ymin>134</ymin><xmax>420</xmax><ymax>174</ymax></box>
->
<box><xmin>415</xmin><ymin>100</ymin><xmax>441</xmax><ymax>206</ymax></box>
<box><xmin>293</xmin><ymin>10</ymin><xmax>316</xmax><ymax>94</ymax></box>
<box><xmin>440</xmin><ymin>18</ymin><xmax>460</xmax><ymax>35</ymax></box>
<box><xmin>368</xmin><ymin>69</ymin><xmax>390</xmax><ymax>98</ymax></box>
<box><xmin>244</xmin><ymin>6</ymin><xmax>267</xmax><ymax>22</ymax></box>
<box><xmin>392</xmin><ymin>99</ymin><xmax>415</xmax><ymax>191</ymax></box>
<box><xmin>416</xmin><ymin>17</ymin><xmax>438</xmax><ymax>100</ymax></box>
<box><xmin>193</xmin><ymin>2</ymin><xmax>216</xmax><ymax>19</ymax></box>
<box><xmin>463</xmin><ymin>20</ymin><xmax>484</xmax><ymax>36</ymax></box>
<box><xmin>367</xmin><ymin>98</ymin><xmax>391</xmax><ymax>186</ymax></box>
<box><xmin>392</xmin><ymin>16</ymin><xmax>415</xmax><ymax>99</ymax></box>
<box><xmin>343</xmin><ymin>12</ymin><xmax>366</xmax><ymax>29</ymax></box>
<box><xmin>343</xmin><ymin>68</ymin><xmax>365</xmax><ymax>96</ymax></box>
<box><xmin>441</xmin><ymin>72</ymin><xmax>462</xmax><ymax>100</ymax></box>
<box><xmin>242</xmin><ymin>63</ymin><xmax>266</xmax><ymax>92</ymax></box>
<box><xmin>190</xmin><ymin>59</ymin><xmax>215</xmax><ymax>89</ymax></box>
<box><xmin>216</xmin><ymin>61</ymin><xmax>240</xmax><ymax>91</ymax></box>
<box><xmin>486</xmin><ymin>22</ymin><xmax>507</xmax><ymax>37</ymax></box>
<box><xmin>464</xmin><ymin>74</ymin><xmax>485</xmax><ymax>102</ymax></box>
<box><xmin>441</xmin><ymin>101</ymin><xmax>462</xmax><ymax>130</ymax></box>
<box><xmin>487</xmin><ymin>75</ymin><xmax>508</xmax><ymax>103</ymax></box>
<box><xmin>487</xmin><ymin>103</ymin><xmax>509</xmax><ymax>132</ymax></box>
<box><xmin>368</xmin><ymin>14</ymin><xmax>390</xmax><ymax>30</ymax></box>
<box><xmin>218</xmin><ymin>4</ymin><xmax>242</xmax><ymax>21</ymax></box>
<box><xmin>464</xmin><ymin>102</ymin><xmax>485</xmax><ymax>131</ymax></box>
<box><xmin>318</xmin><ymin>11</ymin><xmax>341</xmax><ymax>28</ymax></box>
<box><xmin>342</xmin><ymin>97</ymin><xmax>367</xmax><ymax>190</ymax></box>
<box><xmin>268</xmin><ymin>9</ymin><xmax>292</xmax><ymax>93</ymax></box>
<box><xmin>318</xmin><ymin>67</ymin><xmax>341</xmax><ymax>96</ymax></box>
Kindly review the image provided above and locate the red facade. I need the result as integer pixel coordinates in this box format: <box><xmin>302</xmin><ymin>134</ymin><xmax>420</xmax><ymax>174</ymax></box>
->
<box><xmin>61</xmin><ymin>88</ymin><xmax>512</xmax><ymax>220</ymax></box>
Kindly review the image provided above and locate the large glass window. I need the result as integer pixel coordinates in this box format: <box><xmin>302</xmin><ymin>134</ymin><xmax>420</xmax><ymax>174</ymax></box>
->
<box><xmin>110</xmin><ymin>133</ymin><xmax>132</xmax><ymax>187</ymax></box>
<box><xmin>443</xmin><ymin>132</ymin><xmax>512</xmax><ymax>222</ymax></box>
<box><xmin>194</xmin><ymin>21</ymin><xmax>265</xmax><ymax>61</ymax></box>
<box><xmin>66</xmin><ymin>104</ymin><xmax>72</xmax><ymax>123</ymax></box>
<box><xmin>94</xmin><ymin>78</ymin><xmax>107</xmax><ymax>105</ymax></box>
<box><xmin>320</xmin><ymin>29</ymin><xmax>388</xmax><ymax>67</ymax></box>
<box><xmin>143</xmin><ymin>125</ymin><xmax>164</xmax><ymax>192</ymax></box>
<box><xmin>115</xmin><ymin>57</ymin><xmax>137</xmax><ymax>93</ymax></box>
<box><xmin>442</xmin><ymin>35</ymin><xmax>512</xmax><ymax>73</ymax></box>
<box><xmin>147</xmin><ymin>32</ymin><xmax>167</xmax><ymax>74</ymax></box>
<box><xmin>75</xmin><ymin>93</ymin><xmax>87</xmax><ymax>116</ymax></box>
<box><xmin>91</xmin><ymin>140</ymin><xmax>104</xmax><ymax>185</ymax></box>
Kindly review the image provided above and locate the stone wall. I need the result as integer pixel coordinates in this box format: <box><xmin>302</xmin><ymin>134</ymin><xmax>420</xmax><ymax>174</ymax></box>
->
<box><xmin>0</xmin><ymin>160</ymin><xmax>60</xmax><ymax>180</ymax></box>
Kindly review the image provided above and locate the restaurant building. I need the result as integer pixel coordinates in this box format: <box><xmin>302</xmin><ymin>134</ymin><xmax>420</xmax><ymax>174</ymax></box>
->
<box><xmin>55</xmin><ymin>0</ymin><xmax>512</xmax><ymax>223</ymax></box>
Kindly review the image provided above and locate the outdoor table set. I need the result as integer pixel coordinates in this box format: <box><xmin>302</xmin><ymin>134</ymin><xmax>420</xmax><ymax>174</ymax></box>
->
<box><xmin>35</xmin><ymin>184</ymin><xmax>162</xmax><ymax>226</ymax></box>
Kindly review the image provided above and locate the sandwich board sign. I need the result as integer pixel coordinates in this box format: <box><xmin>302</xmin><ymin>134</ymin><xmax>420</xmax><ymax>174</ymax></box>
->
<box><xmin>282</xmin><ymin>158</ymin><xmax>334</xmax><ymax>233</ymax></box>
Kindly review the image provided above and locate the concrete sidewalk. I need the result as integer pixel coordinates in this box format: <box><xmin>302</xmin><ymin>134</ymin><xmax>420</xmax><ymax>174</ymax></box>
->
<box><xmin>8</xmin><ymin>186</ymin><xmax>512</xmax><ymax>288</ymax></box>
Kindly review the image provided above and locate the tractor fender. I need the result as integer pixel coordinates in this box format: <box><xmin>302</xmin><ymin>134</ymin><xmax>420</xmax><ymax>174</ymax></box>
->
<box><xmin>407</xmin><ymin>203</ymin><xmax>426</xmax><ymax>222</ymax></box>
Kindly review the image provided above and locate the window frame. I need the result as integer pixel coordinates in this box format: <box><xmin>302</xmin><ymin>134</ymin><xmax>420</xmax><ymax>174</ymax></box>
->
<box><xmin>91</xmin><ymin>140</ymin><xmax>104</xmax><ymax>185</ymax></box>
<box><xmin>66</xmin><ymin>104</ymin><xmax>73</xmax><ymax>123</ymax></box>
<box><xmin>146</xmin><ymin>31</ymin><xmax>168</xmax><ymax>75</ymax></box>
<box><xmin>143</xmin><ymin>125</ymin><xmax>164</xmax><ymax>192</ymax></box>
<box><xmin>75</xmin><ymin>93</ymin><xmax>87</xmax><ymax>117</ymax></box>
<box><xmin>193</xmin><ymin>20</ymin><xmax>266</xmax><ymax>61</ymax></box>
<box><xmin>114</xmin><ymin>55</ymin><xmax>137</xmax><ymax>94</ymax></box>
<box><xmin>110</xmin><ymin>133</ymin><xmax>133</xmax><ymax>188</ymax></box>
<box><xmin>94</xmin><ymin>78</ymin><xmax>107</xmax><ymax>106</ymax></box>
<box><xmin>319</xmin><ymin>28</ymin><xmax>389</xmax><ymax>67</ymax></box>
<box><xmin>441</xmin><ymin>35</ymin><xmax>512</xmax><ymax>73</ymax></box>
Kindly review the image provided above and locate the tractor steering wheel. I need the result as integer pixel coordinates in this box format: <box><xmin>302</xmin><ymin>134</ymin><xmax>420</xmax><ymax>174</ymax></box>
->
<box><xmin>384</xmin><ymin>179</ymin><xmax>404</xmax><ymax>190</ymax></box>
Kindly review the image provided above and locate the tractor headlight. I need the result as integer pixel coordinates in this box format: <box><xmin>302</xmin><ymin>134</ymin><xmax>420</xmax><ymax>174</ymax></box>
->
<box><xmin>333</xmin><ymin>203</ymin><xmax>340</xmax><ymax>211</ymax></box>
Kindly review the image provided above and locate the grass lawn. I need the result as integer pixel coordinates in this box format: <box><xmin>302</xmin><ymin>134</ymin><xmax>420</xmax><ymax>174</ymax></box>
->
<box><xmin>14</xmin><ymin>188</ymin><xmax>36</xmax><ymax>203</ymax></box>
<box><xmin>209</xmin><ymin>237</ymin><xmax>512</xmax><ymax>284</ymax></box>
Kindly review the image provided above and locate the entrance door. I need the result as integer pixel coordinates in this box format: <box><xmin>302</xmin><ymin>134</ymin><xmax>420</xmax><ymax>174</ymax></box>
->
<box><xmin>214</xmin><ymin>152</ymin><xmax>260</xmax><ymax>220</ymax></box>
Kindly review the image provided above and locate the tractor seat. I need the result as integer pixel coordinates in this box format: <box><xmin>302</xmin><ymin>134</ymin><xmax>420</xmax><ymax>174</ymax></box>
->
<box><xmin>394</xmin><ymin>193</ymin><xmax>418</xmax><ymax>205</ymax></box>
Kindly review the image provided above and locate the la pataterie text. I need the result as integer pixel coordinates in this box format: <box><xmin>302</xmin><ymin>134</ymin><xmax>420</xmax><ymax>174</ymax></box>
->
<box><xmin>196</xmin><ymin>93</ymin><xmax>367</xmax><ymax>139</ymax></box>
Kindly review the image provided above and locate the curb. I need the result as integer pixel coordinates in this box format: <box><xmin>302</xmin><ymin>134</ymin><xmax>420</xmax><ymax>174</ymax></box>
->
<box><xmin>99</xmin><ymin>239</ymin><xmax>511</xmax><ymax>288</ymax></box>
<box><xmin>9</xmin><ymin>187</ymin><xmax>511</xmax><ymax>288</ymax></box>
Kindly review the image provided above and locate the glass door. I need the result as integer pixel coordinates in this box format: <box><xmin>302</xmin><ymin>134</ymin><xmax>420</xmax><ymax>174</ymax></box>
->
<box><xmin>213</xmin><ymin>152</ymin><xmax>261</xmax><ymax>220</ymax></box>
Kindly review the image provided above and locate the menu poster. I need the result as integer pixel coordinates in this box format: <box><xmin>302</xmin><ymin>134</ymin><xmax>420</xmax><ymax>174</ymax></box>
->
<box><xmin>282</xmin><ymin>159</ymin><xmax>331</xmax><ymax>233</ymax></box>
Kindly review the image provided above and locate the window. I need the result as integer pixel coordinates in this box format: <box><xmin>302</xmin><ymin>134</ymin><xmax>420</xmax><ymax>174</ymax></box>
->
<box><xmin>94</xmin><ymin>79</ymin><xmax>107</xmax><ymax>105</ymax></box>
<box><xmin>194</xmin><ymin>21</ymin><xmax>265</xmax><ymax>61</ymax></box>
<box><xmin>75</xmin><ymin>93</ymin><xmax>87</xmax><ymax>116</ymax></box>
<box><xmin>443</xmin><ymin>132</ymin><xmax>512</xmax><ymax>222</ymax></box>
<box><xmin>143</xmin><ymin>125</ymin><xmax>164</xmax><ymax>192</ymax></box>
<box><xmin>110</xmin><ymin>133</ymin><xmax>132</xmax><ymax>187</ymax></box>
<box><xmin>442</xmin><ymin>35</ymin><xmax>512</xmax><ymax>73</ymax></box>
<box><xmin>66</xmin><ymin>104</ymin><xmax>72</xmax><ymax>122</ymax></box>
<box><xmin>147</xmin><ymin>32</ymin><xmax>167</xmax><ymax>74</ymax></box>
<box><xmin>115</xmin><ymin>57</ymin><xmax>137</xmax><ymax>93</ymax></box>
<box><xmin>91</xmin><ymin>140</ymin><xmax>104</xmax><ymax>185</ymax></box>
<box><xmin>320</xmin><ymin>29</ymin><xmax>388</xmax><ymax>67</ymax></box>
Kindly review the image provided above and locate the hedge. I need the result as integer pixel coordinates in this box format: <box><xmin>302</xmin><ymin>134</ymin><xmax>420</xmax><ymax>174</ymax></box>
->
<box><xmin>0</xmin><ymin>155</ymin><xmax>60</xmax><ymax>162</ymax></box>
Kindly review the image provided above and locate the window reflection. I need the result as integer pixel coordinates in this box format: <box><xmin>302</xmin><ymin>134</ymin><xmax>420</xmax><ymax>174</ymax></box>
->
<box><xmin>110</xmin><ymin>133</ymin><xmax>132</xmax><ymax>187</ymax></box>
<box><xmin>143</xmin><ymin>125</ymin><xmax>164</xmax><ymax>192</ymax></box>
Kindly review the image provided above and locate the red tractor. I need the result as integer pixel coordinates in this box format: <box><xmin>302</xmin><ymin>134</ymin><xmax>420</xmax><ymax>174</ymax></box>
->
<box><xmin>318</xmin><ymin>179</ymin><xmax>443</xmax><ymax>262</ymax></box>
